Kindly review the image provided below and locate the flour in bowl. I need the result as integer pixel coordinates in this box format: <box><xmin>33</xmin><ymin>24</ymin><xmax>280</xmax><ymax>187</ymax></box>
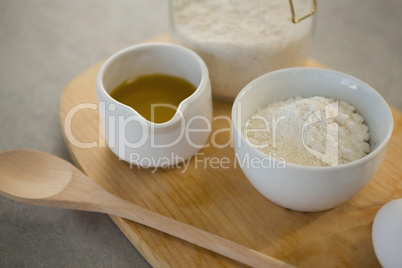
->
<box><xmin>244</xmin><ymin>96</ymin><xmax>370</xmax><ymax>166</ymax></box>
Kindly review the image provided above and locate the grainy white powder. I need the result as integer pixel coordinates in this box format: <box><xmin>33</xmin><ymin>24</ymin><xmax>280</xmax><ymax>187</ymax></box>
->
<box><xmin>244</xmin><ymin>96</ymin><xmax>370</xmax><ymax>166</ymax></box>
<box><xmin>171</xmin><ymin>0</ymin><xmax>313</xmax><ymax>100</ymax></box>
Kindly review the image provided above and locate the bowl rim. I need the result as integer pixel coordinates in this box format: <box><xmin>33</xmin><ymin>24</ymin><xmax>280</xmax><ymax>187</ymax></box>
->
<box><xmin>231</xmin><ymin>67</ymin><xmax>394</xmax><ymax>171</ymax></box>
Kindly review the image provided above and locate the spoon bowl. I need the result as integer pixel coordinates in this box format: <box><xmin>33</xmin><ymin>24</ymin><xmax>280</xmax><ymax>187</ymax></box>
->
<box><xmin>0</xmin><ymin>149</ymin><xmax>72</xmax><ymax>200</ymax></box>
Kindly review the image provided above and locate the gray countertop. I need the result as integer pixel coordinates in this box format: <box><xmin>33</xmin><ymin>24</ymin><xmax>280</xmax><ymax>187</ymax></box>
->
<box><xmin>1</xmin><ymin>0</ymin><xmax>401</xmax><ymax>267</ymax></box>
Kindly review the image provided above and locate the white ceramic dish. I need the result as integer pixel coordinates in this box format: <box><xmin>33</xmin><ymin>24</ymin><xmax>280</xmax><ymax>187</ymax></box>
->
<box><xmin>232</xmin><ymin>67</ymin><xmax>393</xmax><ymax>212</ymax></box>
<box><xmin>97</xmin><ymin>43</ymin><xmax>212</xmax><ymax>167</ymax></box>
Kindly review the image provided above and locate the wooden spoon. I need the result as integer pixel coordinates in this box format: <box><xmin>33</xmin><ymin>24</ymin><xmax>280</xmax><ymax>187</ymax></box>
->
<box><xmin>0</xmin><ymin>149</ymin><xmax>294</xmax><ymax>268</ymax></box>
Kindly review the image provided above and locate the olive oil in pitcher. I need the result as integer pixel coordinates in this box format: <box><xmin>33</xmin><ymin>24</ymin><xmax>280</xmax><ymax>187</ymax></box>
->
<box><xmin>110</xmin><ymin>74</ymin><xmax>196</xmax><ymax>123</ymax></box>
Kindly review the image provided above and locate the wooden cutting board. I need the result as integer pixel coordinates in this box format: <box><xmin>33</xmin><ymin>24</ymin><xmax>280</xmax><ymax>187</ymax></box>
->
<box><xmin>59</xmin><ymin>35</ymin><xmax>402</xmax><ymax>267</ymax></box>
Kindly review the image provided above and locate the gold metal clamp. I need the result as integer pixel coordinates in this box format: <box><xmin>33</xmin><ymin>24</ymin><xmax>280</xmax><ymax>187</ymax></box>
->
<box><xmin>289</xmin><ymin>0</ymin><xmax>317</xmax><ymax>23</ymax></box>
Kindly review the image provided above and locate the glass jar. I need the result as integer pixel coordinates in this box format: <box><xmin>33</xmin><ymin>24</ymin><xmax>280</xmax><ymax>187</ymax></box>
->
<box><xmin>169</xmin><ymin>0</ymin><xmax>316</xmax><ymax>101</ymax></box>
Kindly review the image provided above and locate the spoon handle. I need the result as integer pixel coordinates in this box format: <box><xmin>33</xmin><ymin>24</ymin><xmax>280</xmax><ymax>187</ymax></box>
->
<box><xmin>61</xmin><ymin>168</ymin><xmax>294</xmax><ymax>267</ymax></box>
<box><xmin>81</xmin><ymin>180</ymin><xmax>293</xmax><ymax>267</ymax></box>
<box><xmin>102</xmin><ymin>197</ymin><xmax>292</xmax><ymax>268</ymax></box>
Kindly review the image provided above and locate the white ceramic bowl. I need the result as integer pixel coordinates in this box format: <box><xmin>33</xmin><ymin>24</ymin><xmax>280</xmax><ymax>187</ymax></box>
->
<box><xmin>232</xmin><ymin>67</ymin><xmax>393</xmax><ymax>212</ymax></box>
<box><xmin>97</xmin><ymin>43</ymin><xmax>212</xmax><ymax>167</ymax></box>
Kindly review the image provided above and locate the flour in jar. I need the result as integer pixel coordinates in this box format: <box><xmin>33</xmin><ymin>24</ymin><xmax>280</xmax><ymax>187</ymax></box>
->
<box><xmin>170</xmin><ymin>0</ymin><xmax>314</xmax><ymax>100</ymax></box>
<box><xmin>244</xmin><ymin>96</ymin><xmax>371</xmax><ymax>167</ymax></box>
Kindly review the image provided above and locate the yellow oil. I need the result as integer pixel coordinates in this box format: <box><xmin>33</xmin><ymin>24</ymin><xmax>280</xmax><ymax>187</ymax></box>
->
<box><xmin>110</xmin><ymin>74</ymin><xmax>196</xmax><ymax>123</ymax></box>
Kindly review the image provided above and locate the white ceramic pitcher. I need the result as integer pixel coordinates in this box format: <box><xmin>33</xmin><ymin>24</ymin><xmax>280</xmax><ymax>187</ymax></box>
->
<box><xmin>96</xmin><ymin>43</ymin><xmax>212</xmax><ymax>168</ymax></box>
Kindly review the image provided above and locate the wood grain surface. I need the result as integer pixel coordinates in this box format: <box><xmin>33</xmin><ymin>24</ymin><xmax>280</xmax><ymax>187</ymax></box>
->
<box><xmin>59</xmin><ymin>36</ymin><xmax>402</xmax><ymax>267</ymax></box>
